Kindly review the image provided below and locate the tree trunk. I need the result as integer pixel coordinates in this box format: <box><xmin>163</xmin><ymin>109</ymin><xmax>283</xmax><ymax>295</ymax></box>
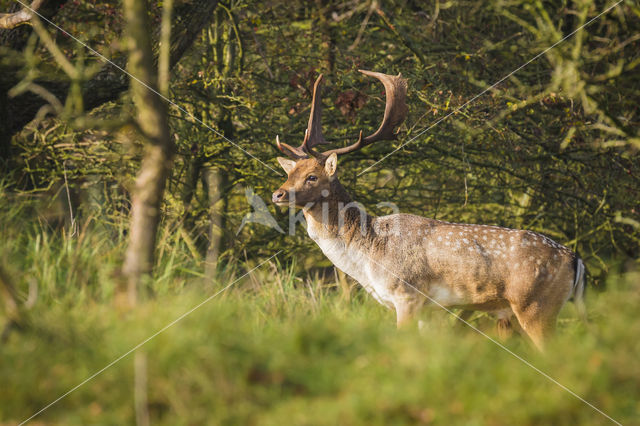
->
<box><xmin>180</xmin><ymin>155</ymin><xmax>204</xmax><ymax>234</ymax></box>
<box><xmin>133</xmin><ymin>351</ymin><xmax>150</xmax><ymax>426</ymax></box>
<box><xmin>315</xmin><ymin>0</ymin><xmax>335</xmax><ymax>73</ymax></box>
<box><xmin>203</xmin><ymin>167</ymin><xmax>228</xmax><ymax>279</ymax></box>
<box><xmin>121</xmin><ymin>0</ymin><xmax>173</xmax><ymax>304</ymax></box>
<box><xmin>0</xmin><ymin>264</ymin><xmax>28</xmax><ymax>341</ymax></box>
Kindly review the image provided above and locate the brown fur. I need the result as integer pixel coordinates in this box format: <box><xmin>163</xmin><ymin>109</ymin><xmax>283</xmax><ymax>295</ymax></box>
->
<box><xmin>273</xmin><ymin>156</ymin><xmax>583</xmax><ymax>350</ymax></box>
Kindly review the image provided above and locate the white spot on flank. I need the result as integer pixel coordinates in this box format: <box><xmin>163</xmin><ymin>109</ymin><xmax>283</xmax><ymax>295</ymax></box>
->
<box><xmin>437</xmin><ymin>236</ymin><xmax>442</xmax><ymax>241</ymax></box>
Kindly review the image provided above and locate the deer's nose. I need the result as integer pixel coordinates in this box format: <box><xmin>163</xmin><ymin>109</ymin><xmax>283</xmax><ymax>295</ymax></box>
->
<box><xmin>272</xmin><ymin>189</ymin><xmax>286</xmax><ymax>203</ymax></box>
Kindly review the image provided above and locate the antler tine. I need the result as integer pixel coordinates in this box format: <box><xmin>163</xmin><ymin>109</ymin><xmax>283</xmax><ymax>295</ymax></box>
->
<box><xmin>276</xmin><ymin>134</ymin><xmax>307</xmax><ymax>159</ymax></box>
<box><xmin>323</xmin><ymin>70</ymin><xmax>408</xmax><ymax>157</ymax></box>
<box><xmin>305</xmin><ymin>74</ymin><xmax>330</xmax><ymax>152</ymax></box>
<box><xmin>275</xmin><ymin>74</ymin><xmax>329</xmax><ymax>160</ymax></box>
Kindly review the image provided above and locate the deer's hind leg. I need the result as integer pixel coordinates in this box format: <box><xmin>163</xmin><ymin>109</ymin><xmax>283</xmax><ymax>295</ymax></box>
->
<box><xmin>493</xmin><ymin>308</ymin><xmax>515</xmax><ymax>341</ymax></box>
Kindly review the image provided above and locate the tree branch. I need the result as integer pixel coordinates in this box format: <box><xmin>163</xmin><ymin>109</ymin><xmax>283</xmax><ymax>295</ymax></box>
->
<box><xmin>1</xmin><ymin>0</ymin><xmax>220</xmax><ymax>159</ymax></box>
<box><xmin>0</xmin><ymin>0</ymin><xmax>45</xmax><ymax>30</ymax></box>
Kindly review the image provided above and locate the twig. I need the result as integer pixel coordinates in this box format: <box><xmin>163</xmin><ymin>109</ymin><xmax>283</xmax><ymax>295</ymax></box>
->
<box><xmin>348</xmin><ymin>0</ymin><xmax>376</xmax><ymax>51</ymax></box>
<box><xmin>63</xmin><ymin>161</ymin><xmax>77</xmax><ymax>238</ymax></box>
<box><xmin>29</xmin><ymin>13</ymin><xmax>79</xmax><ymax>79</ymax></box>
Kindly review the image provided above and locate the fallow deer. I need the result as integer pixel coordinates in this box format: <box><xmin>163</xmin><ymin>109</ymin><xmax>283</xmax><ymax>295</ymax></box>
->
<box><xmin>272</xmin><ymin>70</ymin><xmax>586</xmax><ymax>350</ymax></box>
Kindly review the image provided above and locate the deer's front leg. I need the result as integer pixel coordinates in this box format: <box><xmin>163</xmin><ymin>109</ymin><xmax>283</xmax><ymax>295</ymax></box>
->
<box><xmin>394</xmin><ymin>298</ymin><xmax>425</xmax><ymax>328</ymax></box>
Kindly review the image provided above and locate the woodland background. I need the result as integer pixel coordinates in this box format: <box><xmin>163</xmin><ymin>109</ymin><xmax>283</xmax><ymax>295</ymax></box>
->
<box><xmin>0</xmin><ymin>0</ymin><xmax>639</xmax><ymax>424</ymax></box>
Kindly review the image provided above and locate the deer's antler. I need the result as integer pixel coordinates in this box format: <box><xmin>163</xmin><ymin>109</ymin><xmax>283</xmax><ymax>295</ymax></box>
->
<box><xmin>276</xmin><ymin>70</ymin><xmax>408</xmax><ymax>160</ymax></box>
<box><xmin>276</xmin><ymin>74</ymin><xmax>330</xmax><ymax>159</ymax></box>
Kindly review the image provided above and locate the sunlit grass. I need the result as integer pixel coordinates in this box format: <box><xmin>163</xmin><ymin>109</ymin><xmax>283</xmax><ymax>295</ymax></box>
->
<box><xmin>0</xmin><ymin>198</ymin><xmax>638</xmax><ymax>425</ymax></box>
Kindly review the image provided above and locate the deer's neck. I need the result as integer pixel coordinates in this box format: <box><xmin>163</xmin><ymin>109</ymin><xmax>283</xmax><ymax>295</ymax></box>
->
<box><xmin>302</xmin><ymin>180</ymin><xmax>373</xmax><ymax>246</ymax></box>
<box><xmin>302</xmin><ymin>180</ymin><xmax>385</xmax><ymax>303</ymax></box>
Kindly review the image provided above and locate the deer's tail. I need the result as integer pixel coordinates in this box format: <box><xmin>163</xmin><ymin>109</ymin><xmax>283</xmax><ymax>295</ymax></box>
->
<box><xmin>572</xmin><ymin>257</ymin><xmax>588</xmax><ymax>323</ymax></box>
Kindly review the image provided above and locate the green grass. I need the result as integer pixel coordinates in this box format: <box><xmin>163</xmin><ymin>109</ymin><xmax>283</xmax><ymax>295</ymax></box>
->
<box><xmin>1</xmin><ymin>202</ymin><xmax>639</xmax><ymax>425</ymax></box>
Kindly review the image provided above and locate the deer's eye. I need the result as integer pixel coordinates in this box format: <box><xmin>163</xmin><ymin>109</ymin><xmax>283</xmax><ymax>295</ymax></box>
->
<box><xmin>306</xmin><ymin>175</ymin><xmax>318</xmax><ymax>183</ymax></box>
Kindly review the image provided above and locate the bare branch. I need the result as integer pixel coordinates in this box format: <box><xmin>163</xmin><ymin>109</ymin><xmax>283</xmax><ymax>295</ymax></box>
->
<box><xmin>29</xmin><ymin>13</ymin><xmax>79</xmax><ymax>79</ymax></box>
<box><xmin>0</xmin><ymin>0</ymin><xmax>45</xmax><ymax>30</ymax></box>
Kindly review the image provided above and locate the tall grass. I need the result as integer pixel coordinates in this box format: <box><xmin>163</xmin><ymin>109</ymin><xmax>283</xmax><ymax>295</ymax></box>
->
<box><xmin>0</xmin><ymin>192</ymin><xmax>638</xmax><ymax>425</ymax></box>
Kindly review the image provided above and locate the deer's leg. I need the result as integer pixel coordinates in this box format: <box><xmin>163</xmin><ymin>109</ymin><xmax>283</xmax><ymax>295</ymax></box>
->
<box><xmin>496</xmin><ymin>318</ymin><xmax>513</xmax><ymax>340</ymax></box>
<box><xmin>494</xmin><ymin>308</ymin><xmax>515</xmax><ymax>341</ymax></box>
<box><xmin>394</xmin><ymin>299</ymin><xmax>424</xmax><ymax>328</ymax></box>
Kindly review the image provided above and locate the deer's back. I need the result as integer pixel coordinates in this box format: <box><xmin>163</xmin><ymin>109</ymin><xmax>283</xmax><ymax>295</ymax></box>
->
<box><xmin>371</xmin><ymin>214</ymin><xmax>577</xmax><ymax>308</ymax></box>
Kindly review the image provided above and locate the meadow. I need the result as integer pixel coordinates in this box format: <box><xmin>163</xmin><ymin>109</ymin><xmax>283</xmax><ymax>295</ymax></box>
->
<box><xmin>1</xmin><ymin>187</ymin><xmax>638</xmax><ymax>425</ymax></box>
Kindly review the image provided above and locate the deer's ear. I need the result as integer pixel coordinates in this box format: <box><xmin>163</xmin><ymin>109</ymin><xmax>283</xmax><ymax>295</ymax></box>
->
<box><xmin>324</xmin><ymin>153</ymin><xmax>338</xmax><ymax>177</ymax></box>
<box><xmin>277</xmin><ymin>157</ymin><xmax>297</xmax><ymax>174</ymax></box>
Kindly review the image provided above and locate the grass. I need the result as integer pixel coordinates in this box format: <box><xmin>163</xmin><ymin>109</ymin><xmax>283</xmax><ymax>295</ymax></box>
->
<box><xmin>1</xmin><ymin>198</ymin><xmax>639</xmax><ymax>425</ymax></box>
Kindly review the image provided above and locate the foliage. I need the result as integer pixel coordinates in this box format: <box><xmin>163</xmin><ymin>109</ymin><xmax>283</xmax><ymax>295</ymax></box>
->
<box><xmin>3</xmin><ymin>0</ymin><xmax>638</xmax><ymax>277</ymax></box>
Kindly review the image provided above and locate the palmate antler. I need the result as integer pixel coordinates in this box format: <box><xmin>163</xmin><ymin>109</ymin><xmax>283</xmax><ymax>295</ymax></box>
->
<box><xmin>276</xmin><ymin>70</ymin><xmax>408</xmax><ymax>160</ymax></box>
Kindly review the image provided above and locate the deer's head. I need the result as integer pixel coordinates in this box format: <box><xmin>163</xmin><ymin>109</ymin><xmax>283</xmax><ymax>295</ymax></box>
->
<box><xmin>272</xmin><ymin>154</ymin><xmax>338</xmax><ymax>207</ymax></box>
<box><xmin>272</xmin><ymin>70</ymin><xmax>408</xmax><ymax>208</ymax></box>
